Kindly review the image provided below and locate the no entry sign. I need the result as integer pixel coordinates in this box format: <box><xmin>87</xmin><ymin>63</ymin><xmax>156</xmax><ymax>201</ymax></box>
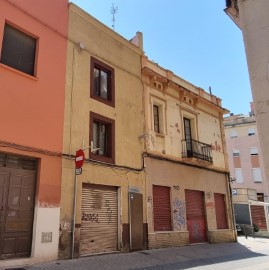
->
<box><xmin>75</xmin><ymin>149</ymin><xmax>85</xmax><ymax>169</ymax></box>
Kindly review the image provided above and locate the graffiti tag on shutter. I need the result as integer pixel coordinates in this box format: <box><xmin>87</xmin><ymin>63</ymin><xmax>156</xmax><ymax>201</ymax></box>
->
<box><xmin>82</xmin><ymin>212</ymin><xmax>100</xmax><ymax>223</ymax></box>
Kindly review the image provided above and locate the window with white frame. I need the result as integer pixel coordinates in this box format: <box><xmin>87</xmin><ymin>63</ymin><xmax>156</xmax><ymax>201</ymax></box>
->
<box><xmin>234</xmin><ymin>168</ymin><xmax>243</xmax><ymax>183</ymax></box>
<box><xmin>232</xmin><ymin>149</ymin><xmax>240</xmax><ymax>157</ymax></box>
<box><xmin>248</xmin><ymin>128</ymin><xmax>256</xmax><ymax>136</ymax></box>
<box><xmin>250</xmin><ymin>147</ymin><xmax>258</xmax><ymax>156</ymax></box>
<box><xmin>229</xmin><ymin>129</ymin><xmax>237</xmax><ymax>138</ymax></box>
<box><xmin>252</xmin><ymin>168</ymin><xmax>262</xmax><ymax>183</ymax></box>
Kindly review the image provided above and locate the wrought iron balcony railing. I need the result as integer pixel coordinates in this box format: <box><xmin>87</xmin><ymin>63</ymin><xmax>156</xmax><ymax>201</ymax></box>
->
<box><xmin>182</xmin><ymin>139</ymin><xmax>213</xmax><ymax>164</ymax></box>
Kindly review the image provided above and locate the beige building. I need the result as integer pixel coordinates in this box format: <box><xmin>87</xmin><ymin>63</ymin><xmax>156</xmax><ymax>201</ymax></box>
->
<box><xmin>224</xmin><ymin>110</ymin><xmax>269</xmax><ymax>232</ymax></box>
<box><xmin>224</xmin><ymin>111</ymin><xmax>268</xmax><ymax>202</ymax></box>
<box><xmin>141</xmin><ymin>56</ymin><xmax>236</xmax><ymax>248</ymax></box>
<box><xmin>60</xmin><ymin>4</ymin><xmax>145</xmax><ymax>258</ymax></box>
<box><xmin>224</xmin><ymin>0</ymin><xmax>269</xmax><ymax>197</ymax></box>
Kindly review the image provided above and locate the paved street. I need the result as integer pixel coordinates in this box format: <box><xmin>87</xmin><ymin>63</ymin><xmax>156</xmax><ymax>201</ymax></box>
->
<box><xmin>2</xmin><ymin>236</ymin><xmax>269</xmax><ymax>270</ymax></box>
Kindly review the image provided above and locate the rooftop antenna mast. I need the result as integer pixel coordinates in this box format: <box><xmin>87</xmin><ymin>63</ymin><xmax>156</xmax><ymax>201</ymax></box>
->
<box><xmin>110</xmin><ymin>3</ymin><xmax>118</xmax><ymax>30</ymax></box>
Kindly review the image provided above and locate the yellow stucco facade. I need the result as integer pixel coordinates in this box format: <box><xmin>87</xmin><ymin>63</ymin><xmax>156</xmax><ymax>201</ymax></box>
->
<box><xmin>60</xmin><ymin>4</ymin><xmax>145</xmax><ymax>258</ymax></box>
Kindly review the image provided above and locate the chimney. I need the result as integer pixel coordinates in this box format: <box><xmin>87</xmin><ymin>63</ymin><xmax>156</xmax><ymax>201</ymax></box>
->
<box><xmin>250</xmin><ymin>102</ymin><xmax>255</xmax><ymax>116</ymax></box>
<box><xmin>130</xmin><ymin>31</ymin><xmax>143</xmax><ymax>50</ymax></box>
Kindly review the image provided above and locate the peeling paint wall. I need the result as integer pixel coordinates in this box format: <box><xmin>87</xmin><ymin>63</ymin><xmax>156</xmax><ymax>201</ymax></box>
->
<box><xmin>142</xmin><ymin>56</ymin><xmax>227</xmax><ymax>170</ymax></box>
<box><xmin>142</xmin><ymin>56</ymin><xmax>234</xmax><ymax>248</ymax></box>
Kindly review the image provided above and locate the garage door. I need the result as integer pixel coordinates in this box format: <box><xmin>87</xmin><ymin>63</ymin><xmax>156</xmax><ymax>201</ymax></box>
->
<box><xmin>80</xmin><ymin>184</ymin><xmax>118</xmax><ymax>255</ymax></box>
<box><xmin>251</xmin><ymin>205</ymin><xmax>266</xmax><ymax>230</ymax></box>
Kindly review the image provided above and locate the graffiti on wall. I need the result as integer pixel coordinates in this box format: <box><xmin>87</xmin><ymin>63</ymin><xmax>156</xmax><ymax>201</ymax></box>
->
<box><xmin>206</xmin><ymin>202</ymin><xmax>215</xmax><ymax>209</ymax></box>
<box><xmin>192</xmin><ymin>219</ymin><xmax>202</xmax><ymax>241</ymax></box>
<box><xmin>173</xmin><ymin>198</ymin><xmax>186</xmax><ymax>230</ymax></box>
<box><xmin>206</xmin><ymin>191</ymin><xmax>212</xmax><ymax>199</ymax></box>
<box><xmin>211</xmin><ymin>141</ymin><xmax>221</xmax><ymax>152</ymax></box>
<box><xmin>81</xmin><ymin>212</ymin><xmax>100</xmax><ymax>223</ymax></box>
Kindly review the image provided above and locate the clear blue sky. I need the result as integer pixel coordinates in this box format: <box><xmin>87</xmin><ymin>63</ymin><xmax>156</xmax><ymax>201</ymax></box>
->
<box><xmin>71</xmin><ymin>0</ymin><xmax>252</xmax><ymax>115</ymax></box>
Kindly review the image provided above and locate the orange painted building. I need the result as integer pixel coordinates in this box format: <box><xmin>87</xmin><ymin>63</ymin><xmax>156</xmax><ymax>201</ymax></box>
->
<box><xmin>0</xmin><ymin>0</ymin><xmax>68</xmax><ymax>265</ymax></box>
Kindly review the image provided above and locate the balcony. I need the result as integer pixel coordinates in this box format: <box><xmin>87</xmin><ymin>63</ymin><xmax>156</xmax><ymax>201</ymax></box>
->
<box><xmin>182</xmin><ymin>139</ymin><xmax>213</xmax><ymax>164</ymax></box>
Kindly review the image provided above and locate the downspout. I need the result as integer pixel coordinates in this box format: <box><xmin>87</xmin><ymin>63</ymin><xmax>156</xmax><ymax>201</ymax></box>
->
<box><xmin>141</xmin><ymin>56</ymin><xmax>148</xmax><ymax>249</ymax></box>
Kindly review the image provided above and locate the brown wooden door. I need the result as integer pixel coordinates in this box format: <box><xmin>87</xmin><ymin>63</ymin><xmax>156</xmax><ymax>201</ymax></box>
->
<box><xmin>0</xmin><ymin>166</ymin><xmax>36</xmax><ymax>259</ymax></box>
<box><xmin>129</xmin><ymin>192</ymin><xmax>143</xmax><ymax>250</ymax></box>
<box><xmin>185</xmin><ymin>189</ymin><xmax>207</xmax><ymax>244</ymax></box>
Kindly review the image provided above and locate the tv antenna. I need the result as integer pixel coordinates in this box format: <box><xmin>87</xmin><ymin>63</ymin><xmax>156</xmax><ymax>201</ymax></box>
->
<box><xmin>110</xmin><ymin>3</ymin><xmax>118</xmax><ymax>30</ymax></box>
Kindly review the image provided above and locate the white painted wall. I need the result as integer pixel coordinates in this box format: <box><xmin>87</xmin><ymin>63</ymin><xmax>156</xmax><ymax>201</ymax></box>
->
<box><xmin>31</xmin><ymin>207</ymin><xmax>60</xmax><ymax>260</ymax></box>
<box><xmin>1</xmin><ymin>207</ymin><xmax>60</xmax><ymax>268</ymax></box>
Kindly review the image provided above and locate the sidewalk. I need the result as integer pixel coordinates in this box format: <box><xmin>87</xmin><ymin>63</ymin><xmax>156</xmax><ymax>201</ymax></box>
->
<box><xmin>2</xmin><ymin>236</ymin><xmax>269</xmax><ymax>270</ymax></box>
<box><xmin>254</xmin><ymin>230</ymin><xmax>269</xmax><ymax>238</ymax></box>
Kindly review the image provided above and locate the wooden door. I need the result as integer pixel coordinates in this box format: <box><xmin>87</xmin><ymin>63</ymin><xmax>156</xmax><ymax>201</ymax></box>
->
<box><xmin>0</xmin><ymin>163</ymin><xmax>36</xmax><ymax>259</ymax></box>
<box><xmin>129</xmin><ymin>192</ymin><xmax>143</xmax><ymax>250</ymax></box>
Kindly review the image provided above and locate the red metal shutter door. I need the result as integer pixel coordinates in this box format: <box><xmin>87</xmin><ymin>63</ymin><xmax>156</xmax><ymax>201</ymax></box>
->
<box><xmin>251</xmin><ymin>205</ymin><xmax>266</xmax><ymax>230</ymax></box>
<box><xmin>153</xmin><ymin>185</ymin><xmax>172</xmax><ymax>231</ymax></box>
<box><xmin>185</xmin><ymin>189</ymin><xmax>207</xmax><ymax>243</ymax></box>
<box><xmin>214</xmin><ymin>193</ymin><xmax>228</xmax><ymax>229</ymax></box>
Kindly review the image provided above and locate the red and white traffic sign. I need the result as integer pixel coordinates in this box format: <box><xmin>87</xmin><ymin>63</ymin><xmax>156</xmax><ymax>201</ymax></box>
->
<box><xmin>75</xmin><ymin>149</ymin><xmax>85</xmax><ymax>169</ymax></box>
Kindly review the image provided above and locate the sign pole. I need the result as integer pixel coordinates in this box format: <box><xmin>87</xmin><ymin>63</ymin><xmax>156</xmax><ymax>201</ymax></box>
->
<box><xmin>71</xmin><ymin>149</ymin><xmax>85</xmax><ymax>259</ymax></box>
<box><xmin>71</xmin><ymin>169</ymin><xmax>77</xmax><ymax>259</ymax></box>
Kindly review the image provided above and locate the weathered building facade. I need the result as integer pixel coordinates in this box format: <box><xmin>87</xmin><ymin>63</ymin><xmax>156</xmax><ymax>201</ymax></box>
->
<box><xmin>224</xmin><ymin>0</ymin><xmax>269</xmax><ymax>198</ymax></box>
<box><xmin>0</xmin><ymin>0</ymin><xmax>68</xmax><ymax>266</ymax></box>
<box><xmin>141</xmin><ymin>56</ymin><xmax>236</xmax><ymax>248</ymax></box>
<box><xmin>59</xmin><ymin>4</ymin><xmax>145</xmax><ymax>259</ymax></box>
